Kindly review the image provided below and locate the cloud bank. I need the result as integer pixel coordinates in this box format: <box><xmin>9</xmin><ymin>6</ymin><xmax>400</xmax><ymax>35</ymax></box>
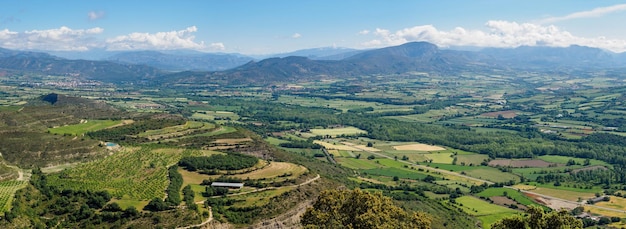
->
<box><xmin>0</xmin><ymin>26</ymin><xmax>103</xmax><ymax>51</ymax></box>
<box><xmin>361</xmin><ymin>20</ymin><xmax>626</xmax><ymax>53</ymax></box>
<box><xmin>105</xmin><ymin>26</ymin><xmax>208</xmax><ymax>50</ymax></box>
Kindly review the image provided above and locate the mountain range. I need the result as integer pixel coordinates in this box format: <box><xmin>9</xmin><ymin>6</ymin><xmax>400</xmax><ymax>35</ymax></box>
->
<box><xmin>2</xmin><ymin>42</ymin><xmax>626</xmax><ymax>85</ymax></box>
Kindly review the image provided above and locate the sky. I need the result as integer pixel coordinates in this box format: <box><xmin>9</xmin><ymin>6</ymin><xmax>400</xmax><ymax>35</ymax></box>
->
<box><xmin>1</xmin><ymin>0</ymin><xmax>626</xmax><ymax>55</ymax></box>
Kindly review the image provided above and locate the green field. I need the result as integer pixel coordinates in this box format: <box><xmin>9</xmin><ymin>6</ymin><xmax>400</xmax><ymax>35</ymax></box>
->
<box><xmin>476</xmin><ymin>188</ymin><xmax>538</xmax><ymax>206</ymax></box>
<box><xmin>0</xmin><ymin>180</ymin><xmax>28</xmax><ymax>213</ymax></box>
<box><xmin>456</xmin><ymin>154</ymin><xmax>489</xmax><ymax>166</ymax></box>
<box><xmin>454</xmin><ymin>196</ymin><xmax>520</xmax><ymax>229</ymax></box>
<box><xmin>309</xmin><ymin>126</ymin><xmax>367</xmax><ymax>137</ymax></box>
<box><xmin>47</xmin><ymin>147</ymin><xmax>218</xmax><ymax>202</ymax></box>
<box><xmin>424</xmin><ymin>153</ymin><xmax>454</xmax><ymax>164</ymax></box>
<box><xmin>362</xmin><ymin>167</ymin><xmax>430</xmax><ymax>180</ymax></box>
<box><xmin>464</xmin><ymin>168</ymin><xmax>521</xmax><ymax>183</ymax></box>
<box><xmin>538</xmin><ymin>155</ymin><xmax>610</xmax><ymax>167</ymax></box>
<box><xmin>137</xmin><ymin>121</ymin><xmax>213</xmax><ymax>138</ymax></box>
<box><xmin>49</xmin><ymin>120</ymin><xmax>123</xmax><ymax>136</ymax></box>
<box><xmin>335</xmin><ymin>158</ymin><xmax>382</xmax><ymax>170</ymax></box>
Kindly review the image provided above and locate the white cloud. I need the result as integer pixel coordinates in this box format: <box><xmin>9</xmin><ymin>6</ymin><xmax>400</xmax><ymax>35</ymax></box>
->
<box><xmin>538</xmin><ymin>4</ymin><xmax>626</xmax><ymax>24</ymax></box>
<box><xmin>209</xmin><ymin>42</ymin><xmax>225</xmax><ymax>51</ymax></box>
<box><xmin>292</xmin><ymin>33</ymin><xmax>301</xmax><ymax>39</ymax></box>
<box><xmin>87</xmin><ymin>11</ymin><xmax>106</xmax><ymax>21</ymax></box>
<box><xmin>358</xmin><ymin>30</ymin><xmax>370</xmax><ymax>35</ymax></box>
<box><xmin>0</xmin><ymin>26</ymin><xmax>103</xmax><ymax>51</ymax></box>
<box><xmin>105</xmin><ymin>26</ymin><xmax>206</xmax><ymax>50</ymax></box>
<box><xmin>361</xmin><ymin>20</ymin><xmax>626</xmax><ymax>53</ymax></box>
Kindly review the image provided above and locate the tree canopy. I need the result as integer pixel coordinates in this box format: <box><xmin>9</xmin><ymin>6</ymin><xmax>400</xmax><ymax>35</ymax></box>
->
<box><xmin>301</xmin><ymin>189</ymin><xmax>431</xmax><ymax>229</ymax></box>
<box><xmin>491</xmin><ymin>206</ymin><xmax>582</xmax><ymax>229</ymax></box>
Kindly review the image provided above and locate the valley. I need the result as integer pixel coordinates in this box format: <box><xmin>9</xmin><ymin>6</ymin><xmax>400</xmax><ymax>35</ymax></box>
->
<box><xmin>1</xmin><ymin>42</ymin><xmax>626</xmax><ymax>228</ymax></box>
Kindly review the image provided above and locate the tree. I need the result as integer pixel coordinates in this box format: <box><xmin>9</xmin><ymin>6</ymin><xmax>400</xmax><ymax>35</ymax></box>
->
<box><xmin>491</xmin><ymin>206</ymin><xmax>582</xmax><ymax>229</ymax></box>
<box><xmin>301</xmin><ymin>189</ymin><xmax>431</xmax><ymax>229</ymax></box>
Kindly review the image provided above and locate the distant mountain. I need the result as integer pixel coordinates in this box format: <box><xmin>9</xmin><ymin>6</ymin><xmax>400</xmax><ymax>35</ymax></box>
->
<box><xmin>0</xmin><ymin>49</ymin><xmax>161</xmax><ymax>82</ymax></box>
<box><xmin>267</xmin><ymin>47</ymin><xmax>363</xmax><ymax>60</ymax></box>
<box><xmin>161</xmin><ymin>42</ymin><xmax>626</xmax><ymax>86</ymax></box>
<box><xmin>163</xmin><ymin>42</ymin><xmax>482</xmax><ymax>85</ymax></box>
<box><xmin>4</xmin><ymin>42</ymin><xmax>626</xmax><ymax>86</ymax></box>
<box><xmin>106</xmin><ymin>51</ymin><xmax>253</xmax><ymax>71</ymax></box>
<box><xmin>479</xmin><ymin>45</ymin><xmax>620</xmax><ymax>69</ymax></box>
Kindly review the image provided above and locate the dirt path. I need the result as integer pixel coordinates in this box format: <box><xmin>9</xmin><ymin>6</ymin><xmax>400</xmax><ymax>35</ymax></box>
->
<box><xmin>507</xmin><ymin>187</ymin><xmax>626</xmax><ymax>214</ymax></box>
<box><xmin>176</xmin><ymin>206</ymin><xmax>213</xmax><ymax>229</ymax></box>
<box><xmin>183</xmin><ymin>174</ymin><xmax>320</xmax><ymax>228</ymax></box>
<box><xmin>215</xmin><ymin>174</ymin><xmax>321</xmax><ymax>198</ymax></box>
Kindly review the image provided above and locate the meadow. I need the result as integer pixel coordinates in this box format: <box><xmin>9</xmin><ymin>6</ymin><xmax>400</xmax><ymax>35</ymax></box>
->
<box><xmin>453</xmin><ymin>196</ymin><xmax>520</xmax><ymax>229</ymax></box>
<box><xmin>48</xmin><ymin>119</ymin><xmax>124</xmax><ymax>136</ymax></box>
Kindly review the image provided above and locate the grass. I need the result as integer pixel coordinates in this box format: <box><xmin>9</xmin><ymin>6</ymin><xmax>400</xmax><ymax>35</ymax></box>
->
<box><xmin>425</xmin><ymin>163</ymin><xmax>480</xmax><ymax>171</ymax></box>
<box><xmin>595</xmin><ymin>196</ymin><xmax>626</xmax><ymax>210</ymax></box>
<box><xmin>48</xmin><ymin>119</ymin><xmax>123</xmax><ymax>136</ymax></box>
<box><xmin>362</xmin><ymin>167</ymin><xmax>430</xmax><ymax>180</ymax></box>
<box><xmin>137</xmin><ymin>121</ymin><xmax>214</xmax><ymax>139</ymax></box>
<box><xmin>538</xmin><ymin>155</ymin><xmax>610</xmax><ymax>167</ymax></box>
<box><xmin>464</xmin><ymin>168</ymin><xmax>520</xmax><ymax>183</ymax></box>
<box><xmin>529</xmin><ymin>186</ymin><xmax>596</xmax><ymax>202</ymax></box>
<box><xmin>424</xmin><ymin>153</ymin><xmax>454</xmax><ymax>164</ymax></box>
<box><xmin>476</xmin><ymin>188</ymin><xmax>538</xmax><ymax>206</ymax></box>
<box><xmin>229</xmin><ymin>187</ymin><xmax>295</xmax><ymax>208</ymax></box>
<box><xmin>453</xmin><ymin>196</ymin><xmax>519</xmax><ymax>228</ymax></box>
<box><xmin>335</xmin><ymin>158</ymin><xmax>382</xmax><ymax>170</ymax></box>
<box><xmin>456</xmin><ymin>154</ymin><xmax>489</xmax><ymax>166</ymax></box>
<box><xmin>111</xmin><ymin>198</ymin><xmax>149</xmax><ymax>211</ymax></box>
<box><xmin>47</xmin><ymin>147</ymin><xmax>219</xmax><ymax>204</ymax></box>
<box><xmin>230</xmin><ymin>162</ymin><xmax>307</xmax><ymax>180</ymax></box>
<box><xmin>0</xmin><ymin>180</ymin><xmax>28</xmax><ymax>213</ymax></box>
<box><xmin>309</xmin><ymin>126</ymin><xmax>367</xmax><ymax>137</ymax></box>
<box><xmin>264</xmin><ymin>137</ymin><xmax>289</xmax><ymax>146</ymax></box>
<box><xmin>587</xmin><ymin>205</ymin><xmax>626</xmax><ymax>218</ymax></box>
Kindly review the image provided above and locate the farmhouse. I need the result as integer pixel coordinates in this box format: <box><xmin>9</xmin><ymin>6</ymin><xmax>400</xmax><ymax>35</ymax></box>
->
<box><xmin>211</xmin><ymin>182</ymin><xmax>244</xmax><ymax>189</ymax></box>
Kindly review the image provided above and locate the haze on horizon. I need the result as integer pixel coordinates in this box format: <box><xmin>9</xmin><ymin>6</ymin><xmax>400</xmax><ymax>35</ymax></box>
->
<box><xmin>1</xmin><ymin>0</ymin><xmax>626</xmax><ymax>55</ymax></box>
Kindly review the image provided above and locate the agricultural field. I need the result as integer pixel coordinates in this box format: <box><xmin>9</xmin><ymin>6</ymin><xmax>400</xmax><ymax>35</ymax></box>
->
<box><xmin>309</xmin><ymin>126</ymin><xmax>367</xmax><ymax>137</ymax></box>
<box><xmin>0</xmin><ymin>180</ymin><xmax>28</xmax><ymax>213</ymax></box>
<box><xmin>334</xmin><ymin>158</ymin><xmax>382</xmax><ymax>170</ymax></box>
<box><xmin>229</xmin><ymin>162</ymin><xmax>307</xmax><ymax>181</ymax></box>
<box><xmin>513</xmin><ymin>185</ymin><xmax>597</xmax><ymax>202</ymax></box>
<box><xmin>46</xmin><ymin>147</ymin><xmax>219</xmax><ymax>204</ymax></box>
<box><xmin>463</xmin><ymin>168</ymin><xmax>520</xmax><ymax>183</ymax></box>
<box><xmin>452</xmin><ymin>196</ymin><xmax>520</xmax><ymax>229</ymax></box>
<box><xmin>476</xmin><ymin>188</ymin><xmax>539</xmax><ymax>207</ymax></box>
<box><xmin>392</xmin><ymin>143</ymin><xmax>446</xmax><ymax>151</ymax></box>
<box><xmin>48</xmin><ymin>119</ymin><xmax>125</xmax><ymax>136</ymax></box>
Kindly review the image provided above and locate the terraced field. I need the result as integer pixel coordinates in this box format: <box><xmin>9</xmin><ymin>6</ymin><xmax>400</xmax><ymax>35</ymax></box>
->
<box><xmin>47</xmin><ymin>147</ymin><xmax>219</xmax><ymax>202</ymax></box>
<box><xmin>0</xmin><ymin>180</ymin><xmax>28</xmax><ymax>213</ymax></box>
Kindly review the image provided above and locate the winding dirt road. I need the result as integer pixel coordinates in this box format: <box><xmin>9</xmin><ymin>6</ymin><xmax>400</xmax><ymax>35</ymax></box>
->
<box><xmin>178</xmin><ymin>173</ymin><xmax>321</xmax><ymax>228</ymax></box>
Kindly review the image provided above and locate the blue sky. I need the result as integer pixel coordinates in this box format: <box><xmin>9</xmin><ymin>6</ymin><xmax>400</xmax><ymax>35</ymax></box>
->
<box><xmin>1</xmin><ymin>0</ymin><xmax>626</xmax><ymax>54</ymax></box>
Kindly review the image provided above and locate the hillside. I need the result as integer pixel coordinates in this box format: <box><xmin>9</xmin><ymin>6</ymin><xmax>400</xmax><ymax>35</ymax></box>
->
<box><xmin>162</xmin><ymin>41</ymin><xmax>626</xmax><ymax>86</ymax></box>
<box><xmin>107</xmin><ymin>51</ymin><xmax>253</xmax><ymax>71</ymax></box>
<box><xmin>0</xmin><ymin>94</ymin><xmax>126</xmax><ymax>168</ymax></box>
<box><xmin>0</xmin><ymin>50</ymin><xmax>161</xmax><ymax>82</ymax></box>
